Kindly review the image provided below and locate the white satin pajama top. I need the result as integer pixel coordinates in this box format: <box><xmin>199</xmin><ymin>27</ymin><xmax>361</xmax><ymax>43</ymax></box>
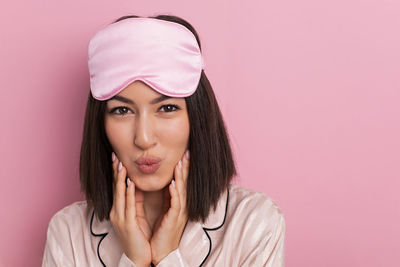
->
<box><xmin>42</xmin><ymin>184</ymin><xmax>285</xmax><ymax>266</ymax></box>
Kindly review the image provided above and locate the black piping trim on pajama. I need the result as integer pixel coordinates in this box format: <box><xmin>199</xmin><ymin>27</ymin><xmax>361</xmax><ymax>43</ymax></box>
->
<box><xmin>199</xmin><ymin>189</ymin><xmax>229</xmax><ymax>267</ymax></box>
<box><xmin>90</xmin><ymin>210</ymin><xmax>108</xmax><ymax>267</ymax></box>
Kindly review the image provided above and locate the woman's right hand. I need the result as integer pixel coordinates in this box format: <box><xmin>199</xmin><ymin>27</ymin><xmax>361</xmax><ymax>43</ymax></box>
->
<box><xmin>109</xmin><ymin>152</ymin><xmax>152</xmax><ymax>267</ymax></box>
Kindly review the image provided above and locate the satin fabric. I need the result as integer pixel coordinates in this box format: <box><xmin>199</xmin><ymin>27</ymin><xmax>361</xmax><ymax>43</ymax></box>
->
<box><xmin>88</xmin><ymin>18</ymin><xmax>204</xmax><ymax>100</ymax></box>
<box><xmin>42</xmin><ymin>184</ymin><xmax>285</xmax><ymax>267</ymax></box>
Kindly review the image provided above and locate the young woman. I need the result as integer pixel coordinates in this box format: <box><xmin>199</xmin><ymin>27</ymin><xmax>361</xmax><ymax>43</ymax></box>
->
<box><xmin>42</xmin><ymin>14</ymin><xmax>285</xmax><ymax>267</ymax></box>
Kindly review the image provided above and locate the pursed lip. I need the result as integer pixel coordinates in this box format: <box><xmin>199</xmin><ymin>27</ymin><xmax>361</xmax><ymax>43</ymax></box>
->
<box><xmin>135</xmin><ymin>156</ymin><xmax>161</xmax><ymax>174</ymax></box>
<box><xmin>135</xmin><ymin>156</ymin><xmax>161</xmax><ymax>165</ymax></box>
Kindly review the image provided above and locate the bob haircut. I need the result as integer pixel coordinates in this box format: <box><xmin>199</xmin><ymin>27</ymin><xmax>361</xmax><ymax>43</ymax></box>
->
<box><xmin>80</xmin><ymin>14</ymin><xmax>237</xmax><ymax>222</ymax></box>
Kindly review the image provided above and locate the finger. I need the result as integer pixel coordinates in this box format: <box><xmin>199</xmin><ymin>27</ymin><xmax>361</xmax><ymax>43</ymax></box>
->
<box><xmin>166</xmin><ymin>179</ymin><xmax>180</xmax><ymax>220</ymax></box>
<box><xmin>174</xmin><ymin>159</ymin><xmax>186</xmax><ymax>211</ymax></box>
<box><xmin>115</xmin><ymin>161</ymin><xmax>127</xmax><ymax>220</ymax></box>
<box><xmin>181</xmin><ymin>150</ymin><xmax>190</xmax><ymax>208</ymax></box>
<box><xmin>111</xmin><ymin>152</ymin><xmax>120</xmax><ymax>195</ymax></box>
<box><xmin>112</xmin><ymin>152</ymin><xmax>119</xmax><ymax>180</ymax></box>
<box><xmin>125</xmin><ymin>178</ymin><xmax>136</xmax><ymax>223</ymax></box>
<box><xmin>182</xmin><ymin>150</ymin><xmax>190</xmax><ymax>184</ymax></box>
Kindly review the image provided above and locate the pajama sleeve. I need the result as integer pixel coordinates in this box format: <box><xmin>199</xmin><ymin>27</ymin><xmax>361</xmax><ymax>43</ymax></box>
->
<box><xmin>118</xmin><ymin>249</ymin><xmax>189</xmax><ymax>267</ymax></box>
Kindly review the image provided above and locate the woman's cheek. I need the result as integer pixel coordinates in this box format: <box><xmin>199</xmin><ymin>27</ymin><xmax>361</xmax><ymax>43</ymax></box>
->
<box><xmin>160</xmin><ymin>119</ymin><xmax>189</xmax><ymax>167</ymax></box>
<box><xmin>105</xmin><ymin>119</ymin><xmax>134</xmax><ymax>158</ymax></box>
<box><xmin>166</xmin><ymin>129</ymin><xmax>189</xmax><ymax>154</ymax></box>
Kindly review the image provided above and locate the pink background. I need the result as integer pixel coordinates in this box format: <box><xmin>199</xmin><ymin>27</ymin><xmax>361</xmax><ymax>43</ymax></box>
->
<box><xmin>1</xmin><ymin>0</ymin><xmax>399</xmax><ymax>266</ymax></box>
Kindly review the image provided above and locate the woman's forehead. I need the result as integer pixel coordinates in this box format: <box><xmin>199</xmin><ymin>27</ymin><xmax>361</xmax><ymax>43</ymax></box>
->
<box><xmin>107</xmin><ymin>82</ymin><xmax>185</xmax><ymax>105</ymax></box>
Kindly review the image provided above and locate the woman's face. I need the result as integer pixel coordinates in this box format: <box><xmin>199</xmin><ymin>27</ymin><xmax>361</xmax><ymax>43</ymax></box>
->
<box><xmin>104</xmin><ymin>80</ymin><xmax>190</xmax><ymax>192</ymax></box>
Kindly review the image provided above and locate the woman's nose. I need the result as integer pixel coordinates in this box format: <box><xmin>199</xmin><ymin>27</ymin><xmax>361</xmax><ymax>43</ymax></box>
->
<box><xmin>134</xmin><ymin>115</ymin><xmax>156</xmax><ymax>150</ymax></box>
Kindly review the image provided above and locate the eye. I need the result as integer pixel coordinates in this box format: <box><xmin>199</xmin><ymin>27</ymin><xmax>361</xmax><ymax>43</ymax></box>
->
<box><xmin>109</xmin><ymin>106</ymin><xmax>132</xmax><ymax>116</ymax></box>
<box><xmin>159</xmin><ymin>104</ymin><xmax>180</xmax><ymax>113</ymax></box>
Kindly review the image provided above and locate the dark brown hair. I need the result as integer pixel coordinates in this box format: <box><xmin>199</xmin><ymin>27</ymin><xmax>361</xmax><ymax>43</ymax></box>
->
<box><xmin>80</xmin><ymin>14</ymin><xmax>236</xmax><ymax>222</ymax></box>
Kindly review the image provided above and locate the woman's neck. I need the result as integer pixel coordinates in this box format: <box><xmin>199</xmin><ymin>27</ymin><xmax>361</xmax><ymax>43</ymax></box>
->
<box><xmin>143</xmin><ymin>190</ymin><xmax>164</xmax><ymax>230</ymax></box>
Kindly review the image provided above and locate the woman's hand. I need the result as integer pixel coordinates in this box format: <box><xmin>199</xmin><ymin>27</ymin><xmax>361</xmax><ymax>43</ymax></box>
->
<box><xmin>109</xmin><ymin>153</ymin><xmax>152</xmax><ymax>267</ymax></box>
<box><xmin>150</xmin><ymin>150</ymin><xmax>190</xmax><ymax>265</ymax></box>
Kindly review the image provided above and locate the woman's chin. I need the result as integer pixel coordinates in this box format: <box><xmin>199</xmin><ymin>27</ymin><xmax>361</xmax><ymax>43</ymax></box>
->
<box><xmin>131</xmin><ymin>175</ymin><xmax>171</xmax><ymax>192</ymax></box>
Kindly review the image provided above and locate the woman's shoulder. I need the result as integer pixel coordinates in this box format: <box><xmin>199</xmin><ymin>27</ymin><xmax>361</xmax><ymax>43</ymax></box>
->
<box><xmin>227</xmin><ymin>183</ymin><xmax>285</xmax><ymax>230</ymax></box>
<box><xmin>228</xmin><ymin>184</ymin><xmax>284</xmax><ymax>214</ymax></box>
<box><xmin>47</xmin><ymin>200</ymin><xmax>90</xmax><ymax>230</ymax></box>
<box><xmin>50</xmin><ymin>200</ymin><xmax>89</xmax><ymax>219</ymax></box>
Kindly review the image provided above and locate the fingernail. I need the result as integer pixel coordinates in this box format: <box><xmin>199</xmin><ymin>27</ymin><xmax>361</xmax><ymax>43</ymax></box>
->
<box><xmin>118</xmin><ymin>162</ymin><xmax>122</xmax><ymax>171</ymax></box>
<box><xmin>178</xmin><ymin>160</ymin><xmax>182</xmax><ymax>169</ymax></box>
<box><xmin>127</xmin><ymin>177</ymin><xmax>131</xmax><ymax>187</ymax></box>
<box><xmin>112</xmin><ymin>152</ymin><xmax>116</xmax><ymax>162</ymax></box>
<box><xmin>172</xmin><ymin>179</ymin><xmax>176</xmax><ymax>188</ymax></box>
<box><xmin>185</xmin><ymin>150</ymin><xmax>190</xmax><ymax>160</ymax></box>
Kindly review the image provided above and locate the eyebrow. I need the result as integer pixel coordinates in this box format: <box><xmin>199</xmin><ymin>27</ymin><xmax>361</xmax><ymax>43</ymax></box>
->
<box><xmin>109</xmin><ymin>94</ymin><xmax>172</xmax><ymax>105</ymax></box>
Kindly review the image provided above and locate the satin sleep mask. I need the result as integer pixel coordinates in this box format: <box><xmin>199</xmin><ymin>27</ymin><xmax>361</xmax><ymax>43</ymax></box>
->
<box><xmin>88</xmin><ymin>17</ymin><xmax>205</xmax><ymax>100</ymax></box>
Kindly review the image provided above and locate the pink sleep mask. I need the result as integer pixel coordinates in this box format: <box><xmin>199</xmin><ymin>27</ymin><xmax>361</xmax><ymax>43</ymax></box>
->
<box><xmin>88</xmin><ymin>17</ymin><xmax>205</xmax><ymax>100</ymax></box>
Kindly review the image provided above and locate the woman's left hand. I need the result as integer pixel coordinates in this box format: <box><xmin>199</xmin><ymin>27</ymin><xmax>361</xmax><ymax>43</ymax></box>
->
<box><xmin>150</xmin><ymin>150</ymin><xmax>190</xmax><ymax>265</ymax></box>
